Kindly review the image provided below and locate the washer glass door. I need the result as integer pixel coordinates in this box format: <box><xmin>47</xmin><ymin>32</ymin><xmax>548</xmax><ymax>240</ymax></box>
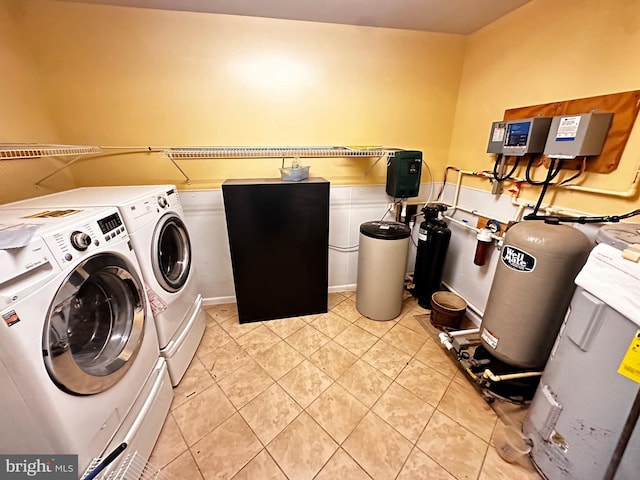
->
<box><xmin>152</xmin><ymin>214</ymin><xmax>191</xmax><ymax>293</ymax></box>
<box><xmin>44</xmin><ymin>252</ymin><xmax>146</xmax><ymax>395</ymax></box>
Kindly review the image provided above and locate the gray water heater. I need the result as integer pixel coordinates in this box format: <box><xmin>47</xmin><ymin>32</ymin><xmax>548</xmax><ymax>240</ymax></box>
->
<box><xmin>386</xmin><ymin>150</ymin><xmax>422</xmax><ymax>198</ymax></box>
<box><xmin>524</xmin><ymin>224</ymin><xmax>640</xmax><ymax>480</ymax></box>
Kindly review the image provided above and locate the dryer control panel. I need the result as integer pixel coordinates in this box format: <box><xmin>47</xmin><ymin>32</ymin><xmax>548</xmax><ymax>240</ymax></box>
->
<box><xmin>156</xmin><ymin>187</ymin><xmax>180</xmax><ymax>210</ymax></box>
<box><xmin>163</xmin><ymin>187</ymin><xmax>181</xmax><ymax>209</ymax></box>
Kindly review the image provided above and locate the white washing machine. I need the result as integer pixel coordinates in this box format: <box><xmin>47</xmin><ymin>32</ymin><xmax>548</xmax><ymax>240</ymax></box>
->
<box><xmin>4</xmin><ymin>185</ymin><xmax>206</xmax><ymax>386</ymax></box>
<box><xmin>0</xmin><ymin>206</ymin><xmax>172</xmax><ymax>475</ymax></box>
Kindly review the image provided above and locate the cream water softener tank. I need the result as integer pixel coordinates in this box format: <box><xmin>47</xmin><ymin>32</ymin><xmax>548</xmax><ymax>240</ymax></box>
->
<box><xmin>356</xmin><ymin>221</ymin><xmax>411</xmax><ymax>321</ymax></box>
<box><xmin>479</xmin><ymin>219</ymin><xmax>592</xmax><ymax>369</ymax></box>
<box><xmin>524</xmin><ymin>224</ymin><xmax>640</xmax><ymax>480</ymax></box>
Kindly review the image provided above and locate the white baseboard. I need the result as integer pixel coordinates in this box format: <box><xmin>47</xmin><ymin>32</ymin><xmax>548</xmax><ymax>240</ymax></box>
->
<box><xmin>202</xmin><ymin>295</ymin><xmax>236</xmax><ymax>306</ymax></box>
<box><xmin>329</xmin><ymin>284</ymin><xmax>356</xmax><ymax>293</ymax></box>
<box><xmin>202</xmin><ymin>285</ymin><xmax>358</xmax><ymax>308</ymax></box>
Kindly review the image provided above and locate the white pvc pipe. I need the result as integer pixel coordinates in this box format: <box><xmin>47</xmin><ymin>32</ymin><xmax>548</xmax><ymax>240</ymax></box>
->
<box><xmin>443</xmin><ymin>214</ymin><xmax>479</xmax><ymax>232</ymax></box>
<box><xmin>560</xmin><ymin>168</ymin><xmax>640</xmax><ymax>197</ymax></box>
<box><xmin>442</xmin><ymin>168</ymin><xmax>516</xmax><ymax>231</ymax></box>
<box><xmin>447</xmin><ymin>328</ymin><xmax>480</xmax><ymax>337</ymax></box>
<box><xmin>510</xmin><ymin>193</ymin><xmax>603</xmax><ymax>219</ymax></box>
<box><xmin>514</xmin><ymin>203</ymin><xmax>527</xmax><ymax>221</ymax></box>
<box><xmin>510</xmin><ymin>160</ymin><xmax>640</xmax><ymax>198</ymax></box>
<box><xmin>438</xmin><ymin>333</ymin><xmax>454</xmax><ymax>351</ymax></box>
<box><xmin>449</xmin><ymin>169</ymin><xmax>464</xmax><ymax>216</ymax></box>
<box><xmin>444</xmin><ymin>204</ymin><xmax>512</xmax><ymax>229</ymax></box>
<box><xmin>455</xmin><ymin>161</ymin><xmax>640</xmax><ymax>202</ymax></box>
<box><xmin>482</xmin><ymin>369</ymin><xmax>544</xmax><ymax>382</ymax></box>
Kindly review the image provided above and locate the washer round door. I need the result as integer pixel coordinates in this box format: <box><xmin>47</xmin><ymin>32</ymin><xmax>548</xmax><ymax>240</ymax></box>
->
<box><xmin>43</xmin><ymin>252</ymin><xmax>146</xmax><ymax>395</ymax></box>
<box><xmin>151</xmin><ymin>214</ymin><xmax>191</xmax><ymax>293</ymax></box>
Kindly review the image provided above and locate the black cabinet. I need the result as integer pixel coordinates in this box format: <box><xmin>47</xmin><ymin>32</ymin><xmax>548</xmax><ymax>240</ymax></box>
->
<box><xmin>222</xmin><ymin>178</ymin><xmax>329</xmax><ymax>323</ymax></box>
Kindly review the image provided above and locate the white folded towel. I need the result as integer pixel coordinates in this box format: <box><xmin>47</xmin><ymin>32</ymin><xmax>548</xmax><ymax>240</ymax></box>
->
<box><xmin>575</xmin><ymin>242</ymin><xmax>640</xmax><ymax>327</ymax></box>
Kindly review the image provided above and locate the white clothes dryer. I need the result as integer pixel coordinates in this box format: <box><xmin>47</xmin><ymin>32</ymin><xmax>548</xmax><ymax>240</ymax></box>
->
<box><xmin>0</xmin><ymin>207</ymin><xmax>172</xmax><ymax>475</ymax></box>
<box><xmin>4</xmin><ymin>186</ymin><xmax>205</xmax><ymax>385</ymax></box>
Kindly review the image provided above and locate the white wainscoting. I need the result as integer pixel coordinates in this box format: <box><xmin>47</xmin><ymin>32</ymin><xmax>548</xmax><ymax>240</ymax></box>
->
<box><xmin>180</xmin><ymin>184</ymin><xmax>409</xmax><ymax>305</ymax></box>
<box><xmin>180</xmin><ymin>189</ymin><xmax>236</xmax><ymax>303</ymax></box>
<box><xmin>180</xmin><ymin>183</ymin><xmax>600</xmax><ymax>325</ymax></box>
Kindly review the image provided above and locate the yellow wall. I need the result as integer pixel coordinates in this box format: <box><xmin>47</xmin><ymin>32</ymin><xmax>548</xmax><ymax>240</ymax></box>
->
<box><xmin>0</xmin><ymin>2</ymin><xmax>73</xmax><ymax>200</ymax></box>
<box><xmin>3</xmin><ymin>0</ymin><xmax>639</xmax><ymax>216</ymax></box>
<box><xmin>6</xmin><ymin>0</ymin><xmax>466</xmax><ymax>193</ymax></box>
<box><xmin>449</xmin><ymin>0</ymin><xmax>640</xmax><ymax>216</ymax></box>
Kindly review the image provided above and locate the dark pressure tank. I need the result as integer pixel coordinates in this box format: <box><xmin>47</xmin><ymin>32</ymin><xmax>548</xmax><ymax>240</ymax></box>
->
<box><xmin>479</xmin><ymin>219</ymin><xmax>592</xmax><ymax>369</ymax></box>
<box><xmin>412</xmin><ymin>203</ymin><xmax>451</xmax><ymax>308</ymax></box>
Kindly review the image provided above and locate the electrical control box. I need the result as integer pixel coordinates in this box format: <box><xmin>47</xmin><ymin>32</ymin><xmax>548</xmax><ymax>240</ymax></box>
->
<box><xmin>502</xmin><ymin>117</ymin><xmax>553</xmax><ymax>156</ymax></box>
<box><xmin>487</xmin><ymin>121</ymin><xmax>508</xmax><ymax>154</ymax></box>
<box><xmin>544</xmin><ymin>112</ymin><xmax>613</xmax><ymax>159</ymax></box>
<box><xmin>386</xmin><ymin>150</ymin><xmax>422</xmax><ymax>198</ymax></box>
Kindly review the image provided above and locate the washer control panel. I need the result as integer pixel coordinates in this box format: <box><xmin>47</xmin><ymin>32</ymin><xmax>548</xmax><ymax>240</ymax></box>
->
<box><xmin>70</xmin><ymin>231</ymin><xmax>92</xmax><ymax>251</ymax></box>
<box><xmin>44</xmin><ymin>210</ymin><xmax>128</xmax><ymax>265</ymax></box>
<box><xmin>97</xmin><ymin>211</ymin><xmax>126</xmax><ymax>242</ymax></box>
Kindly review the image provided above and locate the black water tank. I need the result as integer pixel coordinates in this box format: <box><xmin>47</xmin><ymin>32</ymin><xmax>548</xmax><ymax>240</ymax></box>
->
<box><xmin>412</xmin><ymin>204</ymin><xmax>451</xmax><ymax>308</ymax></box>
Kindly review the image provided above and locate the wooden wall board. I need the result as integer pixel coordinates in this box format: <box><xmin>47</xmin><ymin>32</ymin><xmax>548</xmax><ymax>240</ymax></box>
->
<box><xmin>501</xmin><ymin>90</ymin><xmax>640</xmax><ymax>173</ymax></box>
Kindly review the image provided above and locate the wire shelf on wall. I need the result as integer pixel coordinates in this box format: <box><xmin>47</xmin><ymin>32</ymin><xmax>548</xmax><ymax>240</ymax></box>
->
<box><xmin>164</xmin><ymin>146</ymin><xmax>397</xmax><ymax>159</ymax></box>
<box><xmin>0</xmin><ymin>144</ymin><xmax>102</xmax><ymax>160</ymax></box>
<box><xmin>1</xmin><ymin>143</ymin><xmax>399</xmax><ymax>185</ymax></box>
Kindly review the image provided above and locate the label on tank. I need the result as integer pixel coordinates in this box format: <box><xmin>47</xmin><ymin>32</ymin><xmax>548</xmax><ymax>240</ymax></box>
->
<box><xmin>481</xmin><ymin>327</ymin><xmax>498</xmax><ymax>349</ymax></box>
<box><xmin>501</xmin><ymin>245</ymin><xmax>536</xmax><ymax>272</ymax></box>
<box><xmin>618</xmin><ymin>330</ymin><xmax>640</xmax><ymax>383</ymax></box>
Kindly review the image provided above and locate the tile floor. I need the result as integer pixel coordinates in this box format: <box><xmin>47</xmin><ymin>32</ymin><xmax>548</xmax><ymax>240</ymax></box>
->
<box><xmin>149</xmin><ymin>292</ymin><xmax>543</xmax><ymax>480</ymax></box>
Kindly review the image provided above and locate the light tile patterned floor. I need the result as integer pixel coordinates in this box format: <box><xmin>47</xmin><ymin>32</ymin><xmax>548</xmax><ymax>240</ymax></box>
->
<box><xmin>149</xmin><ymin>292</ymin><xmax>543</xmax><ymax>480</ymax></box>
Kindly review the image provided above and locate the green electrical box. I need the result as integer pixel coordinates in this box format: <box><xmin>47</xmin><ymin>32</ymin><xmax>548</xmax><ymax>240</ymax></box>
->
<box><xmin>386</xmin><ymin>150</ymin><xmax>422</xmax><ymax>198</ymax></box>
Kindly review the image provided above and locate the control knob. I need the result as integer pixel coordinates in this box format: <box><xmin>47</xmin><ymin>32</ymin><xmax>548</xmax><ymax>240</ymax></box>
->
<box><xmin>157</xmin><ymin>196</ymin><xmax>169</xmax><ymax>208</ymax></box>
<box><xmin>70</xmin><ymin>231</ymin><xmax>92</xmax><ymax>251</ymax></box>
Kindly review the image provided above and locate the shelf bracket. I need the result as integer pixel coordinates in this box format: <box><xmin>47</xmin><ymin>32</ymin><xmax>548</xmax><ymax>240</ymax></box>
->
<box><xmin>35</xmin><ymin>155</ymin><xmax>86</xmax><ymax>187</ymax></box>
<box><xmin>168</xmin><ymin>157</ymin><xmax>191</xmax><ymax>184</ymax></box>
<box><xmin>363</xmin><ymin>154</ymin><xmax>389</xmax><ymax>178</ymax></box>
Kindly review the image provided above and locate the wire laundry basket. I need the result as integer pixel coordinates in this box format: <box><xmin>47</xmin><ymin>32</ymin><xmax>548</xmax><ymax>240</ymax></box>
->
<box><xmin>81</xmin><ymin>443</ymin><xmax>171</xmax><ymax>480</ymax></box>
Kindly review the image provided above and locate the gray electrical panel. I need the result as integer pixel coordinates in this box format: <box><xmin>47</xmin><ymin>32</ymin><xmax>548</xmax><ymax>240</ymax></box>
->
<box><xmin>487</xmin><ymin>121</ymin><xmax>508</xmax><ymax>153</ymax></box>
<box><xmin>544</xmin><ymin>112</ymin><xmax>613</xmax><ymax>159</ymax></box>
<box><xmin>502</xmin><ymin>117</ymin><xmax>553</xmax><ymax>156</ymax></box>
